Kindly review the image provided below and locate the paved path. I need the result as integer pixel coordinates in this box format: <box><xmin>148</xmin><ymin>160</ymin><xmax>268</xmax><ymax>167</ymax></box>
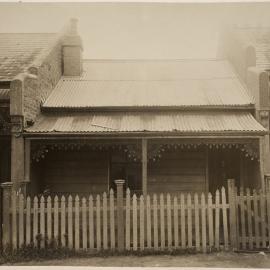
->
<box><xmin>3</xmin><ymin>252</ymin><xmax>270</xmax><ymax>268</ymax></box>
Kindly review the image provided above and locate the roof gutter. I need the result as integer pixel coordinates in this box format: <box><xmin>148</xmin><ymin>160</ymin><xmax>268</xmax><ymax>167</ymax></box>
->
<box><xmin>23</xmin><ymin>131</ymin><xmax>267</xmax><ymax>139</ymax></box>
<box><xmin>41</xmin><ymin>105</ymin><xmax>256</xmax><ymax>113</ymax></box>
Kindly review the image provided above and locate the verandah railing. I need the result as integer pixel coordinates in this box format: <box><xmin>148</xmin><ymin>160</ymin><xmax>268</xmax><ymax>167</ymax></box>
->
<box><xmin>2</xmin><ymin>179</ymin><xmax>270</xmax><ymax>252</ymax></box>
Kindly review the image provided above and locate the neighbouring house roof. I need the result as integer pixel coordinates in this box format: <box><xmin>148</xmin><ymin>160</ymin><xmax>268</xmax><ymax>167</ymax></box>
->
<box><xmin>232</xmin><ymin>27</ymin><xmax>270</xmax><ymax>71</ymax></box>
<box><xmin>0</xmin><ymin>33</ymin><xmax>58</xmax><ymax>81</ymax></box>
<box><xmin>43</xmin><ymin>59</ymin><xmax>254</xmax><ymax>110</ymax></box>
<box><xmin>25</xmin><ymin>111</ymin><xmax>266</xmax><ymax>135</ymax></box>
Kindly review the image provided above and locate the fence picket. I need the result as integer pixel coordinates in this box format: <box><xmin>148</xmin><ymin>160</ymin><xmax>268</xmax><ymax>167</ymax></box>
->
<box><xmin>53</xmin><ymin>196</ymin><xmax>59</xmax><ymax>245</ymax></box>
<box><xmin>74</xmin><ymin>195</ymin><xmax>80</xmax><ymax>250</ymax></box>
<box><xmin>132</xmin><ymin>194</ymin><xmax>137</xmax><ymax>251</ymax></box>
<box><xmin>221</xmin><ymin>187</ymin><xmax>228</xmax><ymax>251</ymax></box>
<box><xmin>239</xmin><ymin>187</ymin><xmax>246</xmax><ymax>250</ymax></box>
<box><xmin>109</xmin><ymin>190</ymin><xmax>115</xmax><ymax>250</ymax></box>
<box><xmin>26</xmin><ymin>196</ymin><xmax>31</xmax><ymax>245</ymax></box>
<box><xmin>173</xmin><ymin>196</ymin><xmax>179</xmax><ymax>249</ymax></box>
<box><xmin>234</xmin><ymin>185</ymin><xmax>239</xmax><ymax>250</ymax></box>
<box><xmin>180</xmin><ymin>193</ymin><xmax>186</xmax><ymax>249</ymax></box>
<box><xmin>194</xmin><ymin>193</ymin><xmax>200</xmax><ymax>251</ymax></box>
<box><xmin>201</xmin><ymin>193</ymin><xmax>207</xmax><ymax>253</ymax></box>
<box><xmin>89</xmin><ymin>195</ymin><xmax>94</xmax><ymax>250</ymax></box>
<box><xmin>160</xmin><ymin>194</ymin><xmax>165</xmax><ymax>250</ymax></box>
<box><xmin>246</xmin><ymin>188</ymin><xmax>253</xmax><ymax>250</ymax></box>
<box><xmin>253</xmin><ymin>190</ymin><xmax>260</xmax><ymax>248</ymax></box>
<box><xmin>82</xmin><ymin>197</ymin><xmax>87</xmax><ymax>250</ymax></box>
<box><xmin>68</xmin><ymin>195</ymin><xmax>73</xmax><ymax>249</ymax></box>
<box><xmin>103</xmin><ymin>192</ymin><xmax>108</xmax><ymax>250</ymax></box>
<box><xmin>187</xmin><ymin>193</ymin><xmax>192</xmax><ymax>248</ymax></box>
<box><xmin>12</xmin><ymin>191</ymin><xmax>17</xmax><ymax>249</ymax></box>
<box><xmin>167</xmin><ymin>194</ymin><xmax>172</xmax><ymax>249</ymax></box>
<box><xmin>139</xmin><ymin>195</ymin><xmax>144</xmax><ymax>250</ymax></box>
<box><xmin>215</xmin><ymin>190</ymin><xmax>220</xmax><ymax>250</ymax></box>
<box><xmin>146</xmin><ymin>195</ymin><xmax>151</xmax><ymax>249</ymax></box>
<box><xmin>60</xmin><ymin>196</ymin><xmax>66</xmax><ymax>247</ymax></box>
<box><xmin>47</xmin><ymin>196</ymin><xmax>52</xmax><ymax>245</ymax></box>
<box><xmin>208</xmin><ymin>193</ymin><xmax>214</xmax><ymax>248</ymax></box>
<box><xmin>96</xmin><ymin>195</ymin><xmax>101</xmax><ymax>251</ymax></box>
<box><xmin>33</xmin><ymin>196</ymin><xmax>38</xmax><ymax>248</ymax></box>
<box><xmin>153</xmin><ymin>194</ymin><xmax>158</xmax><ymax>250</ymax></box>
<box><xmin>125</xmin><ymin>189</ymin><xmax>130</xmax><ymax>250</ymax></box>
<box><xmin>40</xmin><ymin>196</ymin><xmax>45</xmax><ymax>248</ymax></box>
<box><xmin>18</xmin><ymin>194</ymin><xmax>24</xmax><ymax>248</ymax></box>
<box><xmin>260</xmin><ymin>191</ymin><xmax>266</xmax><ymax>248</ymax></box>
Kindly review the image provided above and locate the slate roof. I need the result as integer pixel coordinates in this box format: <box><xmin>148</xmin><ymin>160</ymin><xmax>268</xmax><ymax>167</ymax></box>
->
<box><xmin>43</xmin><ymin>59</ymin><xmax>254</xmax><ymax>109</ymax></box>
<box><xmin>25</xmin><ymin>111</ymin><xmax>266</xmax><ymax>135</ymax></box>
<box><xmin>0</xmin><ymin>33</ymin><xmax>58</xmax><ymax>81</ymax></box>
<box><xmin>232</xmin><ymin>27</ymin><xmax>270</xmax><ymax>70</ymax></box>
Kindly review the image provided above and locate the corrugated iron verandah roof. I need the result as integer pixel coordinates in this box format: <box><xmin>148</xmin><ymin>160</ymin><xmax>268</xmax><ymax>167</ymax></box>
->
<box><xmin>25</xmin><ymin>111</ymin><xmax>266</xmax><ymax>135</ymax></box>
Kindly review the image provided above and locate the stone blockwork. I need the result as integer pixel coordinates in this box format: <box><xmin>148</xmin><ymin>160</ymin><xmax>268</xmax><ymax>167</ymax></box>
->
<box><xmin>7</xmin><ymin>18</ymin><xmax>83</xmax><ymax>188</ymax></box>
<box><xmin>23</xmin><ymin>42</ymin><xmax>62</xmax><ymax>124</ymax></box>
<box><xmin>220</xmin><ymin>26</ymin><xmax>270</xmax><ymax>180</ymax></box>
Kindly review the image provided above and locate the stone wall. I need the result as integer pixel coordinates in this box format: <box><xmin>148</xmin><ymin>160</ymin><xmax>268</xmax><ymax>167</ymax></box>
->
<box><xmin>23</xmin><ymin>42</ymin><xmax>62</xmax><ymax>125</ymax></box>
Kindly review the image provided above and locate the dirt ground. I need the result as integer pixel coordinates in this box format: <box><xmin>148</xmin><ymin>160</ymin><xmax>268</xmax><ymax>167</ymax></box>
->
<box><xmin>9</xmin><ymin>252</ymin><xmax>270</xmax><ymax>267</ymax></box>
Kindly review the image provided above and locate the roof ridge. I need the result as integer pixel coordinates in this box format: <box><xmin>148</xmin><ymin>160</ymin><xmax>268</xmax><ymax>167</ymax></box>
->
<box><xmin>82</xmin><ymin>58</ymin><xmax>226</xmax><ymax>62</ymax></box>
<box><xmin>61</xmin><ymin>77</ymin><xmax>237</xmax><ymax>82</ymax></box>
<box><xmin>0</xmin><ymin>32</ymin><xmax>57</xmax><ymax>35</ymax></box>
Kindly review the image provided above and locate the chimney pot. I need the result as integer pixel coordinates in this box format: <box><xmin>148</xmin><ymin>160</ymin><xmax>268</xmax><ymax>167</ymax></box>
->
<box><xmin>69</xmin><ymin>18</ymin><xmax>78</xmax><ymax>36</ymax></box>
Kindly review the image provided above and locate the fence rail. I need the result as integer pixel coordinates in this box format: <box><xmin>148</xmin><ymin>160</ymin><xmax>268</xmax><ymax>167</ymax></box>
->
<box><xmin>2</xmin><ymin>179</ymin><xmax>270</xmax><ymax>252</ymax></box>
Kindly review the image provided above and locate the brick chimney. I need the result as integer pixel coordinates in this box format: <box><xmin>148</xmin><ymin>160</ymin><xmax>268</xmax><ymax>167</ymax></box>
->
<box><xmin>62</xmin><ymin>18</ymin><xmax>83</xmax><ymax>76</ymax></box>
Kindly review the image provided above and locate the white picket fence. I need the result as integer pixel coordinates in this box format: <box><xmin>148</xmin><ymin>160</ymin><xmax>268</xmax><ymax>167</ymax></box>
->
<box><xmin>3</xmin><ymin>179</ymin><xmax>270</xmax><ymax>252</ymax></box>
<box><xmin>7</xmin><ymin>187</ymin><xmax>230</xmax><ymax>252</ymax></box>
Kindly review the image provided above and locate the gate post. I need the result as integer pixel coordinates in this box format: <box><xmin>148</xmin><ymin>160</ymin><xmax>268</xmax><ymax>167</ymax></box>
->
<box><xmin>228</xmin><ymin>179</ymin><xmax>238</xmax><ymax>250</ymax></box>
<box><xmin>1</xmin><ymin>182</ymin><xmax>13</xmax><ymax>249</ymax></box>
<box><xmin>115</xmin><ymin>179</ymin><xmax>125</xmax><ymax>251</ymax></box>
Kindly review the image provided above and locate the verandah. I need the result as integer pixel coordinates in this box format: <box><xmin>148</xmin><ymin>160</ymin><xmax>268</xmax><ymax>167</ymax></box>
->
<box><xmin>26</xmin><ymin>137</ymin><xmax>261</xmax><ymax>197</ymax></box>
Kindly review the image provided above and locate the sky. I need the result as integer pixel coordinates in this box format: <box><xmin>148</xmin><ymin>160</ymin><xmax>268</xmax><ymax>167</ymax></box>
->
<box><xmin>0</xmin><ymin>2</ymin><xmax>270</xmax><ymax>59</ymax></box>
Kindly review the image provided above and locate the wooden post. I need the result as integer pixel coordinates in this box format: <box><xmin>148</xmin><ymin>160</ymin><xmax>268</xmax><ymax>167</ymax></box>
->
<box><xmin>24</xmin><ymin>139</ymin><xmax>31</xmax><ymax>183</ymax></box>
<box><xmin>240</xmin><ymin>154</ymin><xmax>245</xmax><ymax>188</ymax></box>
<box><xmin>142</xmin><ymin>139</ymin><xmax>147</xmax><ymax>197</ymax></box>
<box><xmin>228</xmin><ymin>178</ymin><xmax>238</xmax><ymax>250</ymax></box>
<box><xmin>259</xmin><ymin>138</ymin><xmax>265</xmax><ymax>192</ymax></box>
<box><xmin>1</xmin><ymin>182</ymin><xmax>13</xmax><ymax>248</ymax></box>
<box><xmin>11</xmin><ymin>134</ymin><xmax>24</xmax><ymax>191</ymax></box>
<box><xmin>115</xmin><ymin>179</ymin><xmax>125</xmax><ymax>251</ymax></box>
<box><xmin>19</xmin><ymin>181</ymin><xmax>28</xmax><ymax>199</ymax></box>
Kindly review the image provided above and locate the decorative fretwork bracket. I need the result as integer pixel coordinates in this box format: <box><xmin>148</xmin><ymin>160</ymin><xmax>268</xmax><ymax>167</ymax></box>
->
<box><xmin>30</xmin><ymin>138</ymin><xmax>261</xmax><ymax>163</ymax></box>
<box><xmin>31</xmin><ymin>141</ymin><xmax>141</xmax><ymax>162</ymax></box>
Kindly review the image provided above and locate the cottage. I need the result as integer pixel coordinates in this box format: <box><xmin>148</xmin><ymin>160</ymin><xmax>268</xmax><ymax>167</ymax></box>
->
<box><xmin>1</xmin><ymin>18</ymin><xmax>270</xmax><ymax>253</ymax></box>
<box><xmin>0</xmin><ymin>19</ymin><xmax>269</xmax><ymax>199</ymax></box>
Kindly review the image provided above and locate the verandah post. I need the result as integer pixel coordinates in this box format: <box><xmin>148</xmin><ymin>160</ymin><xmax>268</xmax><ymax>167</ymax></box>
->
<box><xmin>142</xmin><ymin>139</ymin><xmax>147</xmax><ymax>197</ymax></box>
<box><xmin>1</xmin><ymin>182</ymin><xmax>13</xmax><ymax>249</ymax></box>
<box><xmin>228</xmin><ymin>178</ymin><xmax>238</xmax><ymax>250</ymax></box>
<box><xmin>115</xmin><ymin>179</ymin><xmax>125</xmax><ymax>251</ymax></box>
